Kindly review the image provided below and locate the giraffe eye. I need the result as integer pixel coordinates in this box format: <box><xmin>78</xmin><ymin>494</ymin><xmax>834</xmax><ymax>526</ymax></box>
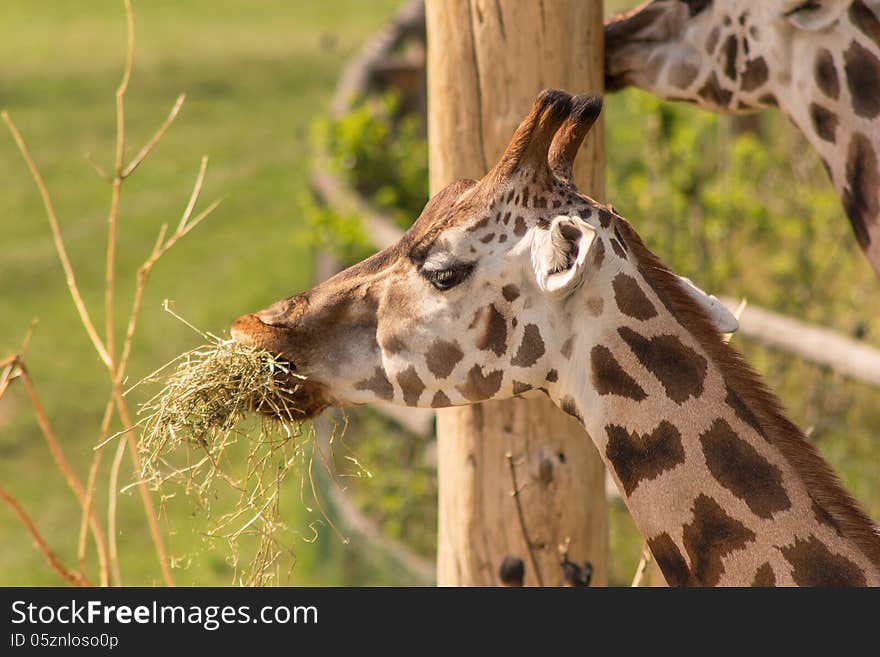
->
<box><xmin>422</xmin><ymin>263</ymin><xmax>474</xmax><ymax>291</ymax></box>
<box><xmin>784</xmin><ymin>0</ymin><xmax>822</xmax><ymax>16</ymax></box>
<box><xmin>683</xmin><ymin>0</ymin><xmax>712</xmax><ymax>16</ymax></box>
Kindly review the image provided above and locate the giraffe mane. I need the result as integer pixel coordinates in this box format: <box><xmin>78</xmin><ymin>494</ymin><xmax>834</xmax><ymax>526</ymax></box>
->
<box><xmin>611</xmin><ymin>212</ymin><xmax>880</xmax><ymax>569</ymax></box>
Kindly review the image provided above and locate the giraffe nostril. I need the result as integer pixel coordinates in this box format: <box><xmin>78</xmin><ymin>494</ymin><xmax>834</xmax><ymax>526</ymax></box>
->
<box><xmin>255</xmin><ymin>296</ymin><xmax>300</xmax><ymax>327</ymax></box>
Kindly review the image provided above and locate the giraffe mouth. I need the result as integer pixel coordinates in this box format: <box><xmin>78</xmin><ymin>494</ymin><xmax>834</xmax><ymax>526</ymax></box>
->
<box><xmin>231</xmin><ymin>312</ymin><xmax>333</xmax><ymax>421</ymax></box>
<box><xmin>252</xmin><ymin>372</ymin><xmax>332</xmax><ymax>422</ymax></box>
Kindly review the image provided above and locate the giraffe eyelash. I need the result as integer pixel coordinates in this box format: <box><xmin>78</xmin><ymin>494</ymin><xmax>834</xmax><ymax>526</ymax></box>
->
<box><xmin>784</xmin><ymin>0</ymin><xmax>822</xmax><ymax>17</ymax></box>
<box><xmin>421</xmin><ymin>262</ymin><xmax>475</xmax><ymax>291</ymax></box>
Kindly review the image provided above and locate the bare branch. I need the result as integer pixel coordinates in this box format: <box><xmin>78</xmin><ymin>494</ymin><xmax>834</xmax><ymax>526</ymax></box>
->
<box><xmin>178</xmin><ymin>155</ymin><xmax>208</xmax><ymax>232</ymax></box>
<box><xmin>77</xmin><ymin>398</ymin><xmax>115</xmax><ymax>587</ymax></box>
<box><xmin>104</xmin><ymin>0</ymin><xmax>137</xmax><ymax>369</ymax></box>
<box><xmin>505</xmin><ymin>451</ymin><xmax>544</xmax><ymax>586</ymax></box>
<box><xmin>631</xmin><ymin>542</ymin><xmax>652</xmax><ymax>587</ymax></box>
<box><xmin>122</xmin><ymin>94</ymin><xmax>186</xmax><ymax>179</ymax></box>
<box><xmin>15</xmin><ymin>360</ymin><xmax>109</xmax><ymax>583</ymax></box>
<box><xmin>107</xmin><ymin>432</ymin><xmax>128</xmax><ymax>586</ymax></box>
<box><xmin>85</xmin><ymin>152</ymin><xmax>111</xmax><ymax>181</ymax></box>
<box><xmin>0</xmin><ymin>484</ymin><xmax>90</xmax><ymax>586</ymax></box>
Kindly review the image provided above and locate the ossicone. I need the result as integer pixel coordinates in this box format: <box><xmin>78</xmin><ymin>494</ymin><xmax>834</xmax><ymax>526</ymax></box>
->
<box><xmin>549</xmin><ymin>94</ymin><xmax>603</xmax><ymax>182</ymax></box>
<box><xmin>484</xmin><ymin>89</ymin><xmax>573</xmax><ymax>185</ymax></box>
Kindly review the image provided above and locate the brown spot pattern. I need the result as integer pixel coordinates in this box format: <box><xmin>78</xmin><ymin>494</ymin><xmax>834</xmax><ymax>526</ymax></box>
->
<box><xmin>355</xmin><ymin>367</ymin><xmax>394</xmax><ymax>401</ymax></box>
<box><xmin>610</xmin><ymin>237</ymin><xmax>627</xmax><ymax>259</ymax></box>
<box><xmin>706</xmin><ymin>26</ymin><xmax>720</xmax><ymax>54</ymax></box>
<box><xmin>473</xmin><ymin>304</ymin><xmax>508</xmax><ymax>357</ymax></box>
<box><xmin>431</xmin><ymin>390</ymin><xmax>451</xmax><ymax>408</ymax></box>
<box><xmin>843</xmin><ymin>132</ymin><xmax>879</xmax><ymax>251</ymax></box>
<box><xmin>751</xmin><ymin>563</ymin><xmax>776</xmax><ymax>587</ymax></box>
<box><xmin>512</xmin><ymin>381</ymin><xmax>532</xmax><ymax>395</ymax></box>
<box><xmin>467</xmin><ymin>215</ymin><xmax>490</xmax><ymax>232</ymax></box>
<box><xmin>648</xmin><ymin>533</ymin><xmax>693</xmax><ymax>587</ymax></box>
<box><xmin>612</xmin><ymin>272</ymin><xmax>658</xmax><ymax>320</ymax></box>
<box><xmin>397</xmin><ymin>366</ymin><xmax>425</xmax><ymax>406</ymax></box>
<box><xmin>426</xmin><ymin>340</ymin><xmax>464</xmax><ymax>379</ymax></box>
<box><xmin>741</xmin><ymin>57</ymin><xmax>768</xmax><ymax>91</ymax></box>
<box><xmin>586</xmin><ymin>296</ymin><xmax>604</xmax><ymax>316</ymax></box>
<box><xmin>844</xmin><ymin>40</ymin><xmax>880</xmax><ymax>118</ymax></box>
<box><xmin>591</xmin><ymin>238</ymin><xmax>605</xmax><ymax>269</ymax></box>
<box><xmin>381</xmin><ymin>334</ymin><xmax>407</xmax><ymax>354</ymax></box>
<box><xmin>721</xmin><ymin>34</ymin><xmax>738</xmax><ymax>80</ymax></box>
<box><xmin>669</xmin><ymin>60</ymin><xmax>699</xmax><ymax>89</ymax></box>
<box><xmin>590</xmin><ymin>344</ymin><xmax>646</xmax><ymax>401</ymax></box>
<box><xmin>618</xmin><ymin>327</ymin><xmax>707</xmax><ymax>404</ymax></box>
<box><xmin>605</xmin><ymin>421</ymin><xmax>685</xmax><ymax>496</ymax></box>
<box><xmin>502</xmin><ymin>284</ymin><xmax>520</xmax><ymax>302</ymax></box>
<box><xmin>513</xmin><ymin>216</ymin><xmax>527</xmax><ymax>236</ymax></box>
<box><xmin>545</xmin><ymin>369</ymin><xmax>558</xmax><ymax>382</ymax></box>
<box><xmin>511</xmin><ymin>324</ymin><xmax>546</xmax><ymax>367</ymax></box>
<box><xmin>560</xmin><ymin>396</ymin><xmax>583</xmax><ymax>424</ymax></box>
<box><xmin>850</xmin><ymin>0</ymin><xmax>880</xmax><ymax>49</ymax></box>
<box><xmin>683</xmin><ymin>494</ymin><xmax>756</xmax><ymax>586</ymax></box>
<box><xmin>809</xmin><ymin>103</ymin><xmax>838</xmax><ymax>143</ymax></box>
<box><xmin>814</xmin><ymin>48</ymin><xmax>840</xmax><ymax>100</ymax></box>
<box><xmin>698</xmin><ymin>71</ymin><xmax>733</xmax><ymax>107</ymax></box>
<box><xmin>780</xmin><ymin>535</ymin><xmax>866</xmax><ymax>586</ymax></box>
<box><xmin>699</xmin><ymin>419</ymin><xmax>791</xmax><ymax>519</ymax></box>
<box><xmin>456</xmin><ymin>365</ymin><xmax>504</xmax><ymax>402</ymax></box>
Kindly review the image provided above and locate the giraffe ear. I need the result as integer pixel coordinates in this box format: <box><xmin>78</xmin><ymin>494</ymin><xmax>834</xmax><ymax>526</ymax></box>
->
<box><xmin>548</xmin><ymin>95</ymin><xmax>603</xmax><ymax>182</ymax></box>
<box><xmin>484</xmin><ymin>89</ymin><xmax>572</xmax><ymax>185</ymax></box>
<box><xmin>784</xmin><ymin>0</ymin><xmax>847</xmax><ymax>31</ymax></box>
<box><xmin>677</xmin><ymin>276</ymin><xmax>739</xmax><ymax>334</ymax></box>
<box><xmin>532</xmin><ymin>215</ymin><xmax>598</xmax><ymax>295</ymax></box>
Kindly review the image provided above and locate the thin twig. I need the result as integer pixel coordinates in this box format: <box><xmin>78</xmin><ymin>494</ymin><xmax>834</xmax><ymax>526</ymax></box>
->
<box><xmin>77</xmin><ymin>397</ymin><xmax>115</xmax><ymax>586</ymax></box>
<box><xmin>16</xmin><ymin>360</ymin><xmax>110</xmax><ymax>584</ymax></box>
<box><xmin>107</xmin><ymin>432</ymin><xmax>128</xmax><ymax>586</ymax></box>
<box><xmin>114</xmin><ymin>392</ymin><xmax>175</xmax><ymax>586</ymax></box>
<box><xmin>85</xmin><ymin>153</ymin><xmax>111</xmax><ymax>181</ymax></box>
<box><xmin>0</xmin><ymin>359</ymin><xmax>18</xmax><ymax>400</ymax></box>
<box><xmin>1</xmin><ymin>112</ymin><xmax>111</xmax><ymax>368</ymax></box>
<box><xmin>631</xmin><ymin>542</ymin><xmax>652</xmax><ymax>587</ymax></box>
<box><xmin>105</xmin><ymin>0</ymin><xmax>136</xmax><ymax>370</ymax></box>
<box><xmin>0</xmin><ymin>484</ymin><xmax>90</xmax><ymax>586</ymax></box>
<box><xmin>177</xmin><ymin>155</ymin><xmax>208</xmax><ymax>232</ymax></box>
<box><xmin>122</xmin><ymin>94</ymin><xmax>186</xmax><ymax>178</ymax></box>
<box><xmin>505</xmin><ymin>451</ymin><xmax>544</xmax><ymax>586</ymax></box>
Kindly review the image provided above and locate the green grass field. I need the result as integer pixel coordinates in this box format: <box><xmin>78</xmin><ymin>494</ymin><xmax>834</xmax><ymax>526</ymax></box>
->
<box><xmin>0</xmin><ymin>0</ymin><xmax>402</xmax><ymax>585</ymax></box>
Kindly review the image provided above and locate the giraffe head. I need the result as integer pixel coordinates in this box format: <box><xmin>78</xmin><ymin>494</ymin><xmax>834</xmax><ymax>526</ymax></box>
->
<box><xmin>231</xmin><ymin>90</ymin><xmax>734</xmax><ymax>421</ymax></box>
<box><xmin>605</xmin><ymin>0</ymin><xmax>880</xmax><ymax>114</ymax></box>
<box><xmin>605</xmin><ymin>0</ymin><xmax>880</xmax><ymax>271</ymax></box>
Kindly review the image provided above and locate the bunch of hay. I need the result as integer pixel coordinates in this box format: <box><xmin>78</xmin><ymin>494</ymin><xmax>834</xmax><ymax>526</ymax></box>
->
<box><xmin>135</xmin><ymin>336</ymin><xmax>313</xmax><ymax>585</ymax></box>
<box><xmin>139</xmin><ymin>338</ymin><xmax>303</xmax><ymax>461</ymax></box>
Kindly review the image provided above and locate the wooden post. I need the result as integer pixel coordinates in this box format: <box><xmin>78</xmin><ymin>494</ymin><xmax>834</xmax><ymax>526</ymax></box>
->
<box><xmin>427</xmin><ymin>0</ymin><xmax>608</xmax><ymax>586</ymax></box>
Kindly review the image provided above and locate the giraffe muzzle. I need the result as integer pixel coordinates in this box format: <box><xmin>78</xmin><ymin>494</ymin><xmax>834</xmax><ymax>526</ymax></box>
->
<box><xmin>230</xmin><ymin>312</ymin><xmax>334</xmax><ymax>420</ymax></box>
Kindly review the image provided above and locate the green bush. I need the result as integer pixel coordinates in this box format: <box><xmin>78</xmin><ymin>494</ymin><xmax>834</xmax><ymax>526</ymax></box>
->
<box><xmin>304</xmin><ymin>92</ymin><xmax>428</xmax><ymax>263</ymax></box>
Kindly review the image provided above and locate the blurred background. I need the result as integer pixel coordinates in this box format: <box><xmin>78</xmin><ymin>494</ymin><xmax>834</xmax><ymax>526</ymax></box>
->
<box><xmin>1</xmin><ymin>0</ymin><xmax>878</xmax><ymax>586</ymax></box>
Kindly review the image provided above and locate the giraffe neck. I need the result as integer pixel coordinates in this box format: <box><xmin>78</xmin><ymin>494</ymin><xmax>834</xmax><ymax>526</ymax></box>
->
<box><xmin>548</xmin><ymin>216</ymin><xmax>880</xmax><ymax>586</ymax></box>
<box><xmin>780</xmin><ymin>94</ymin><xmax>880</xmax><ymax>273</ymax></box>
<box><xmin>736</xmin><ymin>5</ymin><xmax>880</xmax><ymax>273</ymax></box>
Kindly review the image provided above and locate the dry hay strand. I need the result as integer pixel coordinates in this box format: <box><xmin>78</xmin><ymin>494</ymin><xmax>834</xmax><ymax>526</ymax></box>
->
<box><xmin>132</xmin><ymin>333</ymin><xmax>322</xmax><ymax>586</ymax></box>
